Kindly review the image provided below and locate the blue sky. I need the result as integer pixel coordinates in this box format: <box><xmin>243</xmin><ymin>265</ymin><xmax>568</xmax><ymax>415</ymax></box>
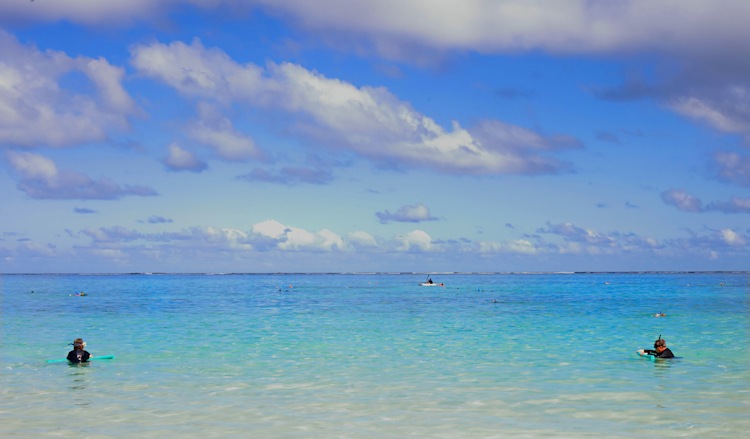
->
<box><xmin>1</xmin><ymin>0</ymin><xmax>749</xmax><ymax>273</ymax></box>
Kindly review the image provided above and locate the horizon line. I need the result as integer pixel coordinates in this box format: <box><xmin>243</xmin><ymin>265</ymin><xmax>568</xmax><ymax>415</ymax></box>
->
<box><xmin>2</xmin><ymin>271</ymin><xmax>748</xmax><ymax>276</ymax></box>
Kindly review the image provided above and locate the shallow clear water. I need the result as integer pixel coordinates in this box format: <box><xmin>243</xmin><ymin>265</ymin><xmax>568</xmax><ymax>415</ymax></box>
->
<box><xmin>2</xmin><ymin>273</ymin><xmax>748</xmax><ymax>438</ymax></box>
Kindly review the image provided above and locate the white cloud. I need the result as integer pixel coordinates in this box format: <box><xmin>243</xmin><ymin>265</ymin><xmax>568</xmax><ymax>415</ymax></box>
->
<box><xmin>316</xmin><ymin>229</ymin><xmax>345</xmax><ymax>251</ymax></box>
<box><xmin>721</xmin><ymin>229</ymin><xmax>746</xmax><ymax>247</ymax></box>
<box><xmin>236</xmin><ymin>166</ymin><xmax>334</xmax><ymax>185</ymax></box>
<box><xmin>0</xmin><ymin>31</ymin><xmax>137</xmax><ymax>148</ymax></box>
<box><xmin>6</xmin><ymin>151</ymin><xmax>158</xmax><ymax>200</ymax></box>
<box><xmin>7</xmin><ymin>150</ymin><xmax>58</xmax><ymax>180</ymax></box>
<box><xmin>0</xmin><ymin>0</ymin><xmax>178</xmax><ymax>26</ymax></box>
<box><xmin>376</xmin><ymin>203</ymin><xmax>437</xmax><ymax>223</ymax></box>
<box><xmin>130</xmin><ymin>38</ymin><xmax>264</xmax><ymax>102</ymax></box>
<box><xmin>83</xmin><ymin>57</ymin><xmax>139</xmax><ymax>114</ymax></box>
<box><xmin>396</xmin><ymin>230</ymin><xmax>432</xmax><ymax>251</ymax></box>
<box><xmin>131</xmin><ymin>39</ymin><xmax>572</xmax><ymax>175</ymax></box>
<box><xmin>661</xmin><ymin>187</ymin><xmax>750</xmax><ymax>214</ymax></box>
<box><xmin>706</xmin><ymin>197</ymin><xmax>750</xmax><ymax>214</ymax></box>
<box><xmin>252</xmin><ymin>219</ymin><xmax>289</xmax><ymax>240</ymax></box>
<box><xmin>714</xmin><ymin>152</ymin><xmax>750</xmax><ymax>187</ymax></box>
<box><xmin>669</xmin><ymin>96</ymin><xmax>749</xmax><ymax>135</ymax></box>
<box><xmin>478</xmin><ymin>239</ymin><xmax>539</xmax><ymax>255</ymax></box>
<box><xmin>661</xmin><ymin>189</ymin><xmax>704</xmax><ymax>212</ymax></box>
<box><xmin>81</xmin><ymin>226</ymin><xmax>144</xmax><ymax>243</ymax></box>
<box><xmin>540</xmin><ymin>222</ymin><xmax>616</xmax><ymax>247</ymax></box>
<box><xmin>249</xmin><ymin>0</ymin><xmax>750</xmax><ymax>57</ymax></box>
<box><xmin>503</xmin><ymin>239</ymin><xmax>539</xmax><ymax>255</ymax></box>
<box><xmin>11</xmin><ymin>1</ymin><xmax>747</xmax><ymax>144</ymax></box>
<box><xmin>251</xmin><ymin>219</ymin><xmax>343</xmax><ymax>252</ymax></box>
<box><xmin>6</xmin><ymin>2</ymin><xmax>749</xmax><ymax>58</ymax></box>
<box><xmin>164</xmin><ymin>143</ymin><xmax>207</xmax><ymax>172</ymax></box>
<box><xmin>186</xmin><ymin>103</ymin><xmax>263</xmax><ymax>161</ymax></box>
<box><xmin>346</xmin><ymin>231</ymin><xmax>378</xmax><ymax>248</ymax></box>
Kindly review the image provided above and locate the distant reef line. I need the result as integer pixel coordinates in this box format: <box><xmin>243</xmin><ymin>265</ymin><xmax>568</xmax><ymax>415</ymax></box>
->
<box><xmin>2</xmin><ymin>271</ymin><xmax>748</xmax><ymax>276</ymax></box>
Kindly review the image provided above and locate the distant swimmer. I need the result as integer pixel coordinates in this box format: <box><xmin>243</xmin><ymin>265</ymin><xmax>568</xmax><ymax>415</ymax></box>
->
<box><xmin>637</xmin><ymin>336</ymin><xmax>675</xmax><ymax>359</ymax></box>
<box><xmin>67</xmin><ymin>338</ymin><xmax>91</xmax><ymax>363</ymax></box>
<box><xmin>654</xmin><ymin>312</ymin><xmax>666</xmax><ymax>317</ymax></box>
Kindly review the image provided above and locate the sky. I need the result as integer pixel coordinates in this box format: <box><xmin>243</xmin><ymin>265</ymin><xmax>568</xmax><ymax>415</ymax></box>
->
<box><xmin>1</xmin><ymin>0</ymin><xmax>749</xmax><ymax>274</ymax></box>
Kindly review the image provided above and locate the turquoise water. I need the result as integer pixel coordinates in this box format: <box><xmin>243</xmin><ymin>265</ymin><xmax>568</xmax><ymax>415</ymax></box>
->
<box><xmin>1</xmin><ymin>273</ymin><xmax>748</xmax><ymax>438</ymax></box>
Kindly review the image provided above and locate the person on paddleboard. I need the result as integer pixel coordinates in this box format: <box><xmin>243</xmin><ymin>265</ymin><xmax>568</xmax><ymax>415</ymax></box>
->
<box><xmin>67</xmin><ymin>338</ymin><xmax>91</xmax><ymax>363</ymax></box>
<box><xmin>638</xmin><ymin>337</ymin><xmax>674</xmax><ymax>359</ymax></box>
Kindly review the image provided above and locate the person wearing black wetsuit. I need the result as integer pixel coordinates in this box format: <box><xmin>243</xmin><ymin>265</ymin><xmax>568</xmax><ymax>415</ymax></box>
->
<box><xmin>641</xmin><ymin>338</ymin><xmax>674</xmax><ymax>358</ymax></box>
<box><xmin>67</xmin><ymin>338</ymin><xmax>91</xmax><ymax>363</ymax></box>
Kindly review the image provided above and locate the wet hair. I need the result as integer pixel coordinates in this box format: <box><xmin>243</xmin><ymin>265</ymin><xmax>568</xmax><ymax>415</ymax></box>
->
<box><xmin>73</xmin><ymin>338</ymin><xmax>85</xmax><ymax>348</ymax></box>
<box><xmin>654</xmin><ymin>338</ymin><xmax>666</xmax><ymax>348</ymax></box>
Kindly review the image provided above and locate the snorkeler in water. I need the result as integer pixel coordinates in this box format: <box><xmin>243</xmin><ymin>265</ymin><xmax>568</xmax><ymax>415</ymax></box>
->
<box><xmin>638</xmin><ymin>336</ymin><xmax>674</xmax><ymax>359</ymax></box>
<box><xmin>66</xmin><ymin>338</ymin><xmax>91</xmax><ymax>363</ymax></box>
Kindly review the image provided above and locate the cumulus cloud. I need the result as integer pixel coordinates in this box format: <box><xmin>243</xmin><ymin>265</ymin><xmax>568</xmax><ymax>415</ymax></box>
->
<box><xmin>75</xmin><ymin>219</ymin><xmax>416</xmax><ymax>255</ymax></box>
<box><xmin>376</xmin><ymin>203</ymin><xmax>438</xmax><ymax>224</ymax></box>
<box><xmin>395</xmin><ymin>230</ymin><xmax>432</xmax><ymax>251</ymax></box>
<box><xmin>600</xmin><ymin>75</ymin><xmax>750</xmax><ymax>144</ymax></box>
<box><xmin>661</xmin><ymin>188</ymin><xmax>750</xmax><ymax>214</ymax></box>
<box><xmin>251</xmin><ymin>219</ymin><xmax>344</xmax><ymax>251</ymax></box>
<box><xmin>164</xmin><ymin>143</ymin><xmax>207</xmax><ymax>172</ymax></box>
<box><xmin>187</xmin><ymin>103</ymin><xmax>265</xmax><ymax>161</ymax></box>
<box><xmin>203</xmin><ymin>1</ymin><xmax>740</xmax><ymax>60</ymax></box>
<box><xmin>478</xmin><ymin>239</ymin><xmax>540</xmax><ymax>255</ymax></box>
<box><xmin>228</xmin><ymin>0</ymin><xmax>749</xmax><ymax>143</ymax></box>
<box><xmin>6</xmin><ymin>151</ymin><xmax>158</xmax><ymax>200</ymax></box>
<box><xmin>345</xmin><ymin>231</ymin><xmax>378</xmax><ymax>248</ymax></box>
<box><xmin>236</xmin><ymin>167</ymin><xmax>334</xmax><ymax>185</ymax></box>
<box><xmin>706</xmin><ymin>197</ymin><xmax>750</xmax><ymax>214</ymax></box>
<box><xmin>80</xmin><ymin>225</ymin><xmax>145</xmax><ymax>243</ymax></box>
<box><xmin>669</xmin><ymin>94</ymin><xmax>749</xmax><ymax>135</ymax></box>
<box><xmin>137</xmin><ymin>1</ymin><xmax>750</xmax><ymax>143</ymax></box>
<box><xmin>720</xmin><ymin>228</ymin><xmax>746</xmax><ymax>247</ymax></box>
<box><xmin>0</xmin><ymin>31</ymin><xmax>137</xmax><ymax>148</ymax></box>
<box><xmin>8</xmin><ymin>1</ymin><xmax>750</xmax><ymax>147</ymax></box>
<box><xmin>0</xmin><ymin>0</ymin><xmax>178</xmax><ymax>27</ymax></box>
<box><xmin>130</xmin><ymin>39</ymin><xmax>576</xmax><ymax>175</ymax></box>
<box><xmin>130</xmin><ymin>38</ymin><xmax>265</xmax><ymax>102</ymax></box>
<box><xmin>661</xmin><ymin>189</ymin><xmax>704</xmax><ymax>213</ymax></box>
<box><xmin>6</xmin><ymin>1</ymin><xmax>749</xmax><ymax>56</ymax></box>
<box><xmin>595</xmin><ymin>54</ymin><xmax>750</xmax><ymax>143</ymax></box>
<box><xmin>714</xmin><ymin>152</ymin><xmax>750</xmax><ymax>187</ymax></box>
<box><xmin>538</xmin><ymin>222</ymin><xmax>617</xmax><ymax>247</ymax></box>
<box><xmin>512</xmin><ymin>221</ymin><xmax>670</xmax><ymax>258</ymax></box>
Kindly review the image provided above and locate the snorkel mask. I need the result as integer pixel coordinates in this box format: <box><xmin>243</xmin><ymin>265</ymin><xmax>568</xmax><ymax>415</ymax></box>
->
<box><xmin>653</xmin><ymin>334</ymin><xmax>664</xmax><ymax>349</ymax></box>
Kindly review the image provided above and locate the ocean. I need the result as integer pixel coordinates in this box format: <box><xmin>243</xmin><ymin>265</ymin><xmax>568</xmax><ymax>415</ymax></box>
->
<box><xmin>1</xmin><ymin>272</ymin><xmax>748</xmax><ymax>438</ymax></box>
